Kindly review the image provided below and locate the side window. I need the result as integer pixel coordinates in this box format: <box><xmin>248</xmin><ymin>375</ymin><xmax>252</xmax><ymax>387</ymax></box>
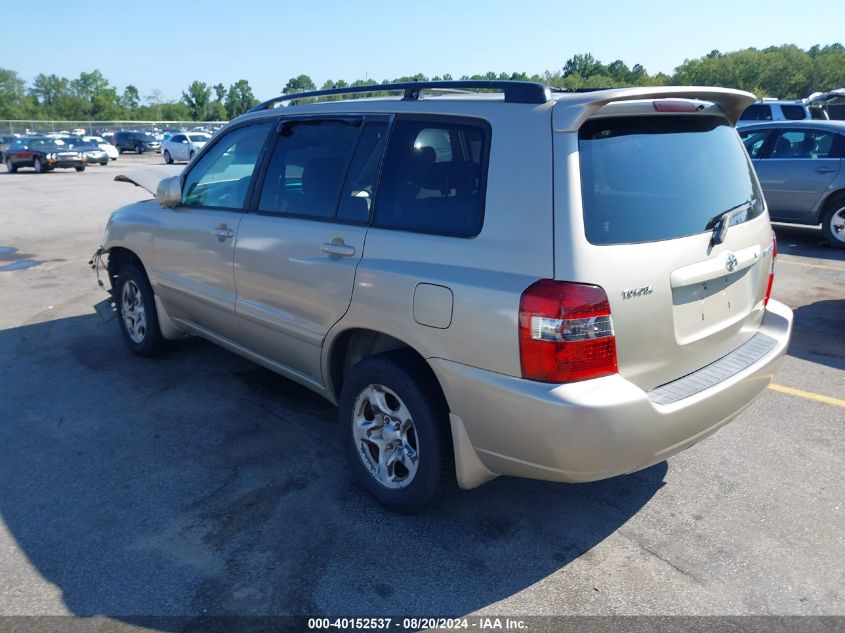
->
<box><xmin>739</xmin><ymin>130</ymin><xmax>770</xmax><ymax>158</ymax></box>
<box><xmin>182</xmin><ymin>122</ymin><xmax>273</xmax><ymax>209</ymax></box>
<box><xmin>337</xmin><ymin>121</ymin><xmax>389</xmax><ymax>223</ymax></box>
<box><xmin>258</xmin><ymin>119</ymin><xmax>361</xmax><ymax>218</ymax></box>
<box><xmin>770</xmin><ymin>129</ymin><xmax>837</xmax><ymax>159</ymax></box>
<box><xmin>374</xmin><ymin>118</ymin><xmax>489</xmax><ymax>237</ymax></box>
<box><xmin>780</xmin><ymin>105</ymin><xmax>807</xmax><ymax>121</ymax></box>
<box><xmin>739</xmin><ymin>104</ymin><xmax>772</xmax><ymax>121</ymax></box>
<box><xmin>172</xmin><ymin>134</ymin><xmax>185</xmax><ymax>143</ymax></box>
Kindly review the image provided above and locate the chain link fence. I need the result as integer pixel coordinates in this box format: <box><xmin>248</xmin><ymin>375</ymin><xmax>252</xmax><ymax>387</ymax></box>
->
<box><xmin>0</xmin><ymin>120</ymin><xmax>228</xmax><ymax>135</ymax></box>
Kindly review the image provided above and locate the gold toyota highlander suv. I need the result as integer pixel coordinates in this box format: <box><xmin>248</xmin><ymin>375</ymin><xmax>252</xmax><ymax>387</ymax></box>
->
<box><xmin>94</xmin><ymin>81</ymin><xmax>793</xmax><ymax>513</ymax></box>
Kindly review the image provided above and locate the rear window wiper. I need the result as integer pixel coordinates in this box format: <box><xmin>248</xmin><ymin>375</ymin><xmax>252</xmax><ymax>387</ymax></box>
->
<box><xmin>706</xmin><ymin>200</ymin><xmax>754</xmax><ymax>246</ymax></box>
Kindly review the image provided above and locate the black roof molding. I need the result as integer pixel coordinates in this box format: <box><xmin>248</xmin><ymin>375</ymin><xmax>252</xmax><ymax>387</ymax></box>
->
<box><xmin>249</xmin><ymin>80</ymin><xmax>553</xmax><ymax>112</ymax></box>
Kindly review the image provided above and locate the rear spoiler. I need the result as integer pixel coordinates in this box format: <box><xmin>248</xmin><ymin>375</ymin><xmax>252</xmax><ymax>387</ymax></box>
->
<box><xmin>552</xmin><ymin>86</ymin><xmax>757</xmax><ymax>131</ymax></box>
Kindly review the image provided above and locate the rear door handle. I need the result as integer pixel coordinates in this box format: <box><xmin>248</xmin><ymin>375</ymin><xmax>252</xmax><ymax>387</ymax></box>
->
<box><xmin>321</xmin><ymin>241</ymin><xmax>356</xmax><ymax>258</ymax></box>
<box><xmin>212</xmin><ymin>225</ymin><xmax>235</xmax><ymax>242</ymax></box>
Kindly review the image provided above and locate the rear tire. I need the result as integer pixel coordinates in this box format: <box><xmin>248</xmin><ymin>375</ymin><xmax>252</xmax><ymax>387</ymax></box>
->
<box><xmin>115</xmin><ymin>262</ymin><xmax>165</xmax><ymax>357</ymax></box>
<box><xmin>821</xmin><ymin>195</ymin><xmax>845</xmax><ymax>249</ymax></box>
<box><xmin>338</xmin><ymin>350</ymin><xmax>454</xmax><ymax>514</ymax></box>
<box><xmin>135</xmin><ymin>144</ymin><xmax>143</xmax><ymax>154</ymax></box>
<box><xmin>189</xmin><ymin>150</ymin><xmax>195</xmax><ymax>161</ymax></box>
<box><xmin>75</xmin><ymin>165</ymin><xmax>85</xmax><ymax>172</ymax></box>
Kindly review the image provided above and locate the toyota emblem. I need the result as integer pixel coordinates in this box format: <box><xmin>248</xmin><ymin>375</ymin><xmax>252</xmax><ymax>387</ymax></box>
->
<box><xmin>725</xmin><ymin>252</ymin><xmax>738</xmax><ymax>273</ymax></box>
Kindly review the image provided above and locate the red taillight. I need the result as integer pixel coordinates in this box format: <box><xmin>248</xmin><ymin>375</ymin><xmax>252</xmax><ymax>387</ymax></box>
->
<box><xmin>519</xmin><ymin>280</ymin><xmax>618</xmax><ymax>383</ymax></box>
<box><xmin>764</xmin><ymin>232</ymin><xmax>777</xmax><ymax>306</ymax></box>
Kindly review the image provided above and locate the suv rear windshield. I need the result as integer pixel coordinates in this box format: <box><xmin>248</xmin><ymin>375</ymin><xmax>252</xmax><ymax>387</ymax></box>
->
<box><xmin>579</xmin><ymin>115</ymin><xmax>764</xmax><ymax>245</ymax></box>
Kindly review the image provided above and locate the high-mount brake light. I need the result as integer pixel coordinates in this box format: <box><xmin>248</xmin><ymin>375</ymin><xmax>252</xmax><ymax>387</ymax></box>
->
<box><xmin>653</xmin><ymin>100</ymin><xmax>703</xmax><ymax>113</ymax></box>
<box><xmin>519</xmin><ymin>280</ymin><xmax>618</xmax><ymax>383</ymax></box>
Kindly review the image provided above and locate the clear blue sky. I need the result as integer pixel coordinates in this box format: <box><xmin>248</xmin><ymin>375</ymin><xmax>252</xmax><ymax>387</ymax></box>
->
<box><xmin>2</xmin><ymin>0</ymin><xmax>843</xmax><ymax>102</ymax></box>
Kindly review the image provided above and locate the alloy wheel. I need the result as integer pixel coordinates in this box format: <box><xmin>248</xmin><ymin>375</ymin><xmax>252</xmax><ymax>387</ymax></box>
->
<box><xmin>121</xmin><ymin>279</ymin><xmax>147</xmax><ymax>344</ymax></box>
<box><xmin>351</xmin><ymin>384</ymin><xmax>420</xmax><ymax>489</ymax></box>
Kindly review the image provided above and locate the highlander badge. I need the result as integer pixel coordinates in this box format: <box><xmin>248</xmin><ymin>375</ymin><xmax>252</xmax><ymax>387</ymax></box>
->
<box><xmin>621</xmin><ymin>285</ymin><xmax>653</xmax><ymax>300</ymax></box>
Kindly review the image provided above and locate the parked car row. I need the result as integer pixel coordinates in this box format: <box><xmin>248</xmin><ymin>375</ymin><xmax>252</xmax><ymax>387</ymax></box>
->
<box><xmin>737</xmin><ymin>89</ymin><xmax>845</xmax><ymax>126</ymax></box>
<box><xmin>4</xmin><ymin>134</ymin><xmax>115</xmax><ymax>173</ymax></box>
<box><xmin>5</xmin><ymin>136</ymin><xmax>88</xmax><ymax>173</ymax></box>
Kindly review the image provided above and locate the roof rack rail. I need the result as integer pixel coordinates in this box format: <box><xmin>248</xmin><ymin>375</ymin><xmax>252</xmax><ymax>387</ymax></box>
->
<box><xmin>248</xmin><ymin>80</ymin><xmax>552</xmax><ymax>112</ymax></box>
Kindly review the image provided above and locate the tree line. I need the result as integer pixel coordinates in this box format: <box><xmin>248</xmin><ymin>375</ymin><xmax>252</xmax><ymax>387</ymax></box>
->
<box><xmin>2</xmin><ymin>44</ymin><xmax>844</xmax><ymax>122</ymax></box>
<box><xmin>0</xmin><ymin>71</ymin><xmax>259</xmax><ymax>121</ymax></box>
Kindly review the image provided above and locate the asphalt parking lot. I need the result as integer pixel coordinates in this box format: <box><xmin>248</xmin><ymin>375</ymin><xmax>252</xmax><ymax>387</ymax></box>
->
<box><xmin>0</xmin><ymin>154</ymin><xmax>842</xmax><ymax>622</ymax></box>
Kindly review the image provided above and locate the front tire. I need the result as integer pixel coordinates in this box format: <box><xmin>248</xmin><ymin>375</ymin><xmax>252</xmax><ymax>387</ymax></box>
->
<box><xmin>75</xmin><ymin>165</ymin><xmax>85</xmax><ymax>172</ymax></box>
<box><xmin>6</xmin><ymin>158</ymin><xmax>16</xmax><ymax>173</ymax></box>
<box><xmin>163</xmin><ymin>150</ymin><xmax>173</xmax><ymax>164</ymax></box>
<box><xmin>338</xmin><ymin>350</ymin><xmax>454</xmax><ymax>514</ymax></box>
<box><xmin>115</xmin><ymin>262</ymin><xmax>165</xmax><ymax>357</ymax></box>
<box><xmin>33</xmin><ymin>157</ymin><xmax>44</xmax><ymax>173</ymax></box>
<box><xmin>822</xmin><ymin>195</ymin><xmax>845</xmax><ymax>249</ymax></box>
<box><xmin>135</xmin><ymin>144</ymin><xmax>143</xmax><ymax>155</ymax></box>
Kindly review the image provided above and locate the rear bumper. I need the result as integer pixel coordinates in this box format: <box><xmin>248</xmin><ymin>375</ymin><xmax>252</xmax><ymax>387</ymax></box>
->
<box><xmin>431</xmin><ymin>299</ymin><xmax>793</xmax><ymax>489</ymax></box>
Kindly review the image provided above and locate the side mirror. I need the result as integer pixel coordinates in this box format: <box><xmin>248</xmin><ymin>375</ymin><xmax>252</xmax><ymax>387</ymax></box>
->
<box><xmin>156</xmin><ymin>175</ymin><xmax>181</xmax><ymax>208</ymax></box>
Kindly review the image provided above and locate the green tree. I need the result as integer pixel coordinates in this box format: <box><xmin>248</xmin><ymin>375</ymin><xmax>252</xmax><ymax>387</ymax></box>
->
<box><xmin>563</xmin><ymin>53</ymin><xmax>605</xmax><ymax>79</ymax></box>
<box><xmin>207</xmin><ymin>101</ymin><xmax>227</xmax><ymax>120</ymax></box>
<box><xmin>224</xmin><ymin>79</ymin><xmax>257</xmax><ymax>118</ymax></box>
<box><xmin>283</xmin><ymin>74</ymin><xmax>316</xmax><ymax>94</ymax></box>
<box><xmin>70</xmin><ymin>70</ymin><xmax>110</xmax><ymax>101</ymax></box>
<box><xmin>213</xmin><ymin>82</ymin><xmax>226</xmax><ymax>102</ymax></box>
<box><xmin>182</xmin><ymin>80</ymin><xmax>212</xmax><ymax>120</ymax></box>
<box><xmin>29</xmin><ymin>73</ymin><xmax>70</xmax><ymax>106</ymax></box>
<box><xmin>121</xmin><ymin>84</ymin><xmax>140</xmax><ymax>109</ymax></box>
<box><xmin>159</xmin><ymin>101</ymin><xmax>192</xmax><ymax>120</ymax></box>
<box><xmin>0</xmin><ymin>68</ymin><xmax>30</xmax><ymax>119</ymax></box>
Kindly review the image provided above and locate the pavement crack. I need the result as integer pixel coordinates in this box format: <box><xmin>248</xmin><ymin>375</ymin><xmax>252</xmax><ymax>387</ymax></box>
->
<box><xmin>618</xmin><ymin>530</ymin><xmax>705</xmax><ymax>585</ymax></box>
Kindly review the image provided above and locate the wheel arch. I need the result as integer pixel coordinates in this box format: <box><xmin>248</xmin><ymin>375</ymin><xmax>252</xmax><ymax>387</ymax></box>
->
<box><xmin>105</xmin><ymin>246</ymin><xmax>147</xmax><ymax>292</ymax></box>
<box><xmin>815</xmin><ymin>187</ymin><xmax>845</xmax><ymax>223</ymax></box>
<box><xmin>105</xmin><ymin>246</ymin><xmax>184</xmax><ymax>340</ymax></box>
<box><xmin>326</xmin><ymin>329</ymin><xmax>421</xmax><ymax>400</ymax></box>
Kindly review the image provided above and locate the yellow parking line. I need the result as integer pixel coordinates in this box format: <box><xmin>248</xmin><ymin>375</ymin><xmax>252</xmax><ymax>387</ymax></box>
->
<box><xmin>777</xmin><ymin>257</ymin><xmax>845</xmax><ymax>272</ymax></box>
<box><xmin>769</xmin><ymin>383</ymin><xmax>845</xmax><ymax>408</ymax></box>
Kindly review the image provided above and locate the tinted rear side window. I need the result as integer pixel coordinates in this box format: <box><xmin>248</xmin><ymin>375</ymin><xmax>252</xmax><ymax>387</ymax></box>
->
<box><xmin>375</xmin><ymin>118</ymin><xmax>489</xmax><ymax>237</ymax></box>
<box><xmin>579</xmin><ymin>116</ymin><xmax>764</xmax><ymax>245</ymax></box>
<box><xmin>780</xmin><ymin>104</ymin><xmax>808</xmax><ymax>120</ymax></box>
<box><xmin>739</xmin><ymin>104</ymin><xmax>772</xmax><ymax>121</ymax></box>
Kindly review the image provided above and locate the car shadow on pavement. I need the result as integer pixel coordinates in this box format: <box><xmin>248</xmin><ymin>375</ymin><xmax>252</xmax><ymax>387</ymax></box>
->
<box><xmin>788</xmin><ymin>299</ymin><xmax>845</xmax><ymax>371</ymax></box>
<box><xmin>0</xmin><ymin>313</ymin><xmax>666</xmax><ymax>623</ymax></box>
<box><xmin>773</xmin><ymin>223</ymin><xmax>845</xmax><ymax>263</ymax></box>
